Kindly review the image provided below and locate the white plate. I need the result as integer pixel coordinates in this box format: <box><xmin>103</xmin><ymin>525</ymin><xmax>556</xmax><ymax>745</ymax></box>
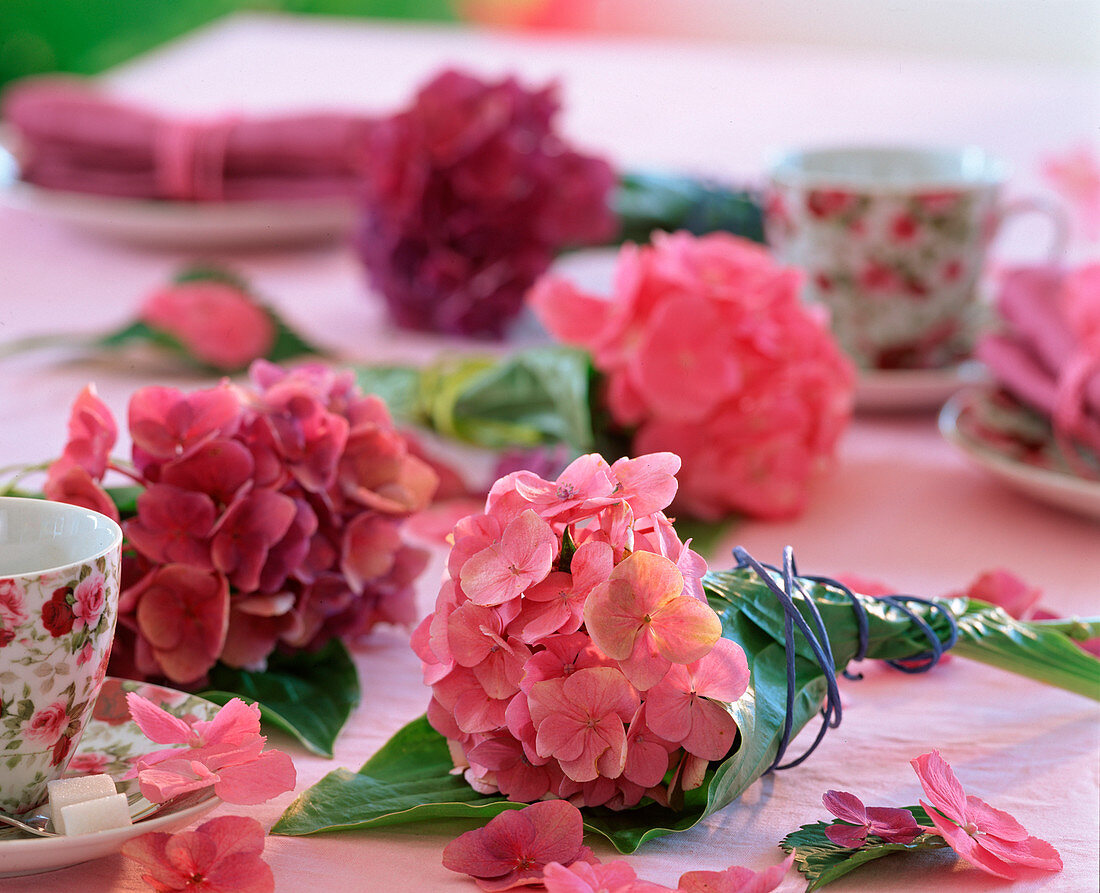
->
<box><xmin>856</xmin><ymin>360</ymin><xmax>988</xmax><ymax>412</ymax></box>
<box><xmin>0</xmin><ymin>141</ymin><xmax>355</xmax><ymax>250</ymax></box>
<box><xmin>939</xmin><ymin>390</ymin><xmax>1100</xmax><ymax>521</ymax></box>
<box><xmin>0</xmin><ymin>678</ymin><xmax>221</xmax><ymax>877</ymax></box>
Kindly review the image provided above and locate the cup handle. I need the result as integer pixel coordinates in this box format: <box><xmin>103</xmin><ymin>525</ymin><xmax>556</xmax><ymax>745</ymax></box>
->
<box><xmin>991</xmin><ymin>196</ymin><xmax>1070</xmax><ymax>265</ymax></box>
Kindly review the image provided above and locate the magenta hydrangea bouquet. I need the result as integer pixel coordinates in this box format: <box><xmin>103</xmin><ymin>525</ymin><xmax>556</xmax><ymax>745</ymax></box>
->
<box><xmin>6</xmin><ymin>361</ymin><xmax>442</xmax><ymax>754</ymax></box>
<box><xmin>275</xmin><ymin>453</ymin><xmax>1099</xmax><ymax>854</ymax></box>
<box><xmin>354</xmin><ymin>68</ymin><xmax>618</xmax><ymax>338</ymax></box>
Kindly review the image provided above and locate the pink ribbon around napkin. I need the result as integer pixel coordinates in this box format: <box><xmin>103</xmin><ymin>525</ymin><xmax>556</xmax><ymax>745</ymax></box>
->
<box><xmin>2</xmin><ymin>78</ymin><xmax>376</xmax><ymax>202</ymax></box>
<box><xmin>976</xmin><ymin>264</ymin><xmax>1100</xmax><ymax>464</ymax></box>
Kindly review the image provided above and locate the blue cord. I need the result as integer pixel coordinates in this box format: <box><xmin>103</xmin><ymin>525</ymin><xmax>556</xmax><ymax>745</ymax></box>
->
<box><xmin>730</xmin><ymin>546</ymin><xmax>958</xmax><ymax>772</ymax></box>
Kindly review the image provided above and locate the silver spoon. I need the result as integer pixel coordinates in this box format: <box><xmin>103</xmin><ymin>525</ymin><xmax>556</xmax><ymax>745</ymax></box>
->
<box><xmin>0</xmin><ymin>790</ymin><xmax>211</xmax><ymax>839</ymax></box>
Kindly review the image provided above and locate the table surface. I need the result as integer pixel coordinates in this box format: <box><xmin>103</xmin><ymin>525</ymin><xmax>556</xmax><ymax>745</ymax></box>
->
<box><xmin>0</xmin><ymin>13</ymin><xmax>1097</xmax><ymax>892</ymax></box>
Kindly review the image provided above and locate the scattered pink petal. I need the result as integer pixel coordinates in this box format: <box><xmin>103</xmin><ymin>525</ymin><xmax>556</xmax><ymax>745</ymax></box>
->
<box><xmin>912</xmin><ymin>750</ymin><xmax>1062</xmax><ymax>879</ymax></box>
<box><xmin>442</xmin><ymin>800</ymin><xmax>595</xmax><ymax>890</ymax></box>
<box><xmin>121</xmin><ymin>814</ymin><xmax>274</xmax><ymax>893</ymax></box>
<box><xmin>821</xmin><ymin>789</ymin><xmax>924</xmax><ymax>846</ymax></box>
<box><xmin>677</xmin><ymin>853</ymin><xmax>795</xmax><ymax>893</ymax></box>
<box><xmin>543</xmin><ymin>859</ymin><xmax>673</xmax><ymax>893</ymax></box>
<box><xmin>125</xmin><ymin>694</ymin><xmax>296</xmax><ymax>805</ymax></box>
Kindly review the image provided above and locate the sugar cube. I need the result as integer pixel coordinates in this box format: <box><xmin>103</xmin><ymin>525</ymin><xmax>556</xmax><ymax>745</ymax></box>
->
<box><xmin>47</xmin><ymin>775</ymin><xmax>119</xmax><ymax>834</ymax></box>
<box><xmin>58</xmin><ymin>793</ymin><xmax>132</xmax><ymax>836</ymax></box>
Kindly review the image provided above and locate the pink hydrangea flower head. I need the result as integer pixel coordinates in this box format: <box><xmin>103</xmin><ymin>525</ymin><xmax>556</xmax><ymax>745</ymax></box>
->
<box><xmin>121</xmin><ymin>815</ymin><xmax>274</xmax><ymax>893</ymax></box>
<box><xmin>583</xmin><ymin>550</ymin><xmax>721</xmax><ymax>690</ymax></box>
<box><xmin>140</xmin><ymin>280</ymin><xmax>277</xmax><ymax>371</ymax></box>
<box><xmin>677</xmin><ymin>853</ymin><xmax>795</xmax><ymax>893</ymax></box>
<box><xmin>821</xmin><ymin>789</ymin><xmax>924</xmax><ymax>847</ymax></box>
<box><xmin>530</xmin><ymin>231</ymin><xmax>854</xmax><ymax>520</ymax></box>
<box><xmin>912</xmin><ymin>750</ymin><xmax>1062</xmax><ymax>880</ymax></box>
<box><xmin>442</xmin><ymin>799</ymin><xmax>596</xmax><ymax>890</ymax></box>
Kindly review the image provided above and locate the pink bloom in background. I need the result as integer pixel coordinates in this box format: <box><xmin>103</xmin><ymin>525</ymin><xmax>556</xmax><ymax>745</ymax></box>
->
<box><xmin>419</xmin><ymin>452</ymin><xmax>748</xmax><ymax>810</ymax></box>
<box><xmin>676</xmin><ymin>854</ymin><xmax>795</xmax><ymax>893</ymax></box>
<box><xmin>125</xmin><ymin>693</ymin><xmax>296</xmax><ymax>805</ymax></box>
<box><xmin>140</xmin><ymin>280</ymin><xmax>277</xmax><ymax>371</ymax></box>
<box><xmin>46</xmin><ymin>361</ymin><xmax>440</xmax><ymax>686</ymax></box>
<box><xmin>121</xmin><ymin>815</ymin><xmax>274</xmax><ymax>893</ymax></box>
<box><xmin>821</xmin><ymin>789</ymin><xmax>924</xmax><ymax>847</ymax></box>
<box><xmin>1041</xmin><ymin>144</ymin><xmax>1100</xmax><ymax>242</ymax></box>
<box><xmin>355</xmin><ymin>68</ymin><xmax>616</xmax><ymax>338</ymax></box>
<box><xmin>530</xmin><ymin>231</ymin><xmax>854</xmax><ymax>521</ymax></box>
<box><xmin>442</xmin><ymin>800</ymin><xmax>596</xmax><ymax>890</ymax></box>
<box><xmin>911</xmin><ymin>750</ymin><xmax>1062</xmax><ymax>880</ymax></box>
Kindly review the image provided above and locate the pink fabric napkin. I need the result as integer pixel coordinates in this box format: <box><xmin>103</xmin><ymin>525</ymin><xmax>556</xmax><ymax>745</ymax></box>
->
<box><xmin>2</xmin><ymin>78</ymin><xmax>376</xmax><ymax>201</ymax></box>
<box><xmin>976</xmin><ymin>265</ymin><xmax>1100</xmax><ymax>456</ymax></box>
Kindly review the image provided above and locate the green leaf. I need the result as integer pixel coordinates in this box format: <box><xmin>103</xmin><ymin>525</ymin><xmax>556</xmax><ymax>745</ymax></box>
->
<box><xmin>353</xmin><ymin>365</ymin><xmax>425</xmax><ymax>423</ymax></box>
<box><xmin>952</xmin><ymin>599</ymin><xmax>1100</xmax><ymax>701</ymax></box>
<box><xmin>781</xmin><ymin>806</ymin><xmax>947</xmax><ymax>890</ymax></box>
<box><xmin>272</xmin><ymin>714</ymin><xmax>513</xmax><ymax>836</ymax></box>
<box><xmin>445</xmin><ymin>347</ymin><xmax>595</xmax><ymax>451</ymax></box>
<box><xmin>265</xmin><ymin>308</ymin><xmax>324</xmax><ymax>365</ymax></box>
<box><xmin>612</xmin><ymin>170</ymin><xmax>766</xmax><ymax>246</ymax></box>
<box><xmin>201</xmin><ymin>639</ymin><xmax>359</xmax><ymax>757</ymax></box>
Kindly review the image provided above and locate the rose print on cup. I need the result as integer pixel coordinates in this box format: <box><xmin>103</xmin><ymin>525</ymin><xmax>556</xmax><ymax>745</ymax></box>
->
<box><xmin>23</xmin><ymin>700</ymin><xmax>70</xmax><ymax>746</ymax></box>
<box><xmin>0</xmin><ymin>578</ymin><xmax>29</xmax><ymax>635</ymax></box>
<box><xmin>41</xmin><ymin>586</ymin><xmax>76</xmax><ymax>637</ymax></box>
<box><xmin>73</xmin><ymin>570</ymin><xmax>107</xmax><ymax>629</ymax></box>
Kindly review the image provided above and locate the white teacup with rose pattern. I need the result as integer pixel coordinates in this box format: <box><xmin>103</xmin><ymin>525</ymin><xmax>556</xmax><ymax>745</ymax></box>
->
<box><xmin>766</xmin><ymin>146</ymin><xmax>1066</xmax><ymax>370</ymax></box>
<box><xmin>0</xmin><ymin>497</ymin><xmax>122</xmax><ymax>813</ymax></box>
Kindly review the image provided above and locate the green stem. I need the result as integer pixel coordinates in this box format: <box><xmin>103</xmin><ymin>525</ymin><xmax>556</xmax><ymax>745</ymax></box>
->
<box><xmin>1029</xmin><ymin>617</ymin><xmax>1100</xmax><ymax>641</ymax></box>
<box><xmin>0</xmin><ymin>333</ymin><xmax>93</xmax><ymax>360</ymax></box>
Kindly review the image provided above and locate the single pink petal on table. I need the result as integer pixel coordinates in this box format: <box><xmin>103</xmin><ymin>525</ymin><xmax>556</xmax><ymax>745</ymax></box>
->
<box><xmin>677</xmin><ymin>854</ymin><xmax>794</xmax><ymax>893</ymax></box>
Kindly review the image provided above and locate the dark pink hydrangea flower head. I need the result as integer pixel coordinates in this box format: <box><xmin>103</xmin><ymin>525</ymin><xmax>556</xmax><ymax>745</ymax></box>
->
<box><xmin>355</xmin><ymin>68</ymin><xmax>616</xmax><ymax>338</ymax></box>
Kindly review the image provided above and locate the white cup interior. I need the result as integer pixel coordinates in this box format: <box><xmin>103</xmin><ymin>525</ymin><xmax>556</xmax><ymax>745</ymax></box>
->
<box><xmin>769</xmin><ymin>145</ymin><xmax>1006</xmax><ymax>190</ymax></box>
<box><xmin>0</xmin><ymin>498</ymin><xmax>122</xmax><ymax>576</ymax></box>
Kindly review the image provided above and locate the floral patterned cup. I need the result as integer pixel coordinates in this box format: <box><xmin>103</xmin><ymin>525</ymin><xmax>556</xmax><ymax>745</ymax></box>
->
<box><xmin>766</xmin><ymin>146</ymin><xmax>1066</xmax><ymax>370</ymax></box>
<box><xmin>0</xmin><ymin>497</ymin><xmax>122</xmax><ymax>813</ymax></box>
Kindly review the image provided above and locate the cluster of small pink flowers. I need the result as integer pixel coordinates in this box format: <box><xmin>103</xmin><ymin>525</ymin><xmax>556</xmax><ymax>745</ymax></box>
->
<box><xmin>414</xmin><ymin>451</ymin><xmax>750</xmax><ymax>810</ymax></box>
<box><xmin>530</xmin><ymin>231</ymin><xmax>855</xmax><ymax>520</ymax></box>
<box><xmin>355</xmin><ymin>68</ymin><xmax>616</xmax><ymax>338</ymax></box>
<box><xmin>45</xmin><ymin>361</ymin><xmax>438</xmax><ymax>686</ymax></box>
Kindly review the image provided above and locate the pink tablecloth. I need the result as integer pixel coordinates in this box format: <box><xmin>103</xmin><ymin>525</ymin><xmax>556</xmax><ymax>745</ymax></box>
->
<box><xmin>0</xmin><ymin>13</ymin><xmax>1097</xmax><ymax>892</ymax></box>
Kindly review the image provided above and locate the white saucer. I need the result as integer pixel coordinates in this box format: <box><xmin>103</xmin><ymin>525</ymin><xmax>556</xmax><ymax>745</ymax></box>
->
<box><xmin>939</xmin><ymin>390</ymin><xmax>1100</xmax><ymax>521</ymax></box>
<box><xmin>0</xmin><ymin>141</ymin><xmax>355</xmax><ymax>250</ymax></box>
<box><xmin>0</xmin><ymin>678</ymin><xmax>221</xmax><ymax>877</ymax></box>
<box><xmin>856</xmin><ymin>360</ymin><xmax>988</xmax><ymax>413</ymax></box>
